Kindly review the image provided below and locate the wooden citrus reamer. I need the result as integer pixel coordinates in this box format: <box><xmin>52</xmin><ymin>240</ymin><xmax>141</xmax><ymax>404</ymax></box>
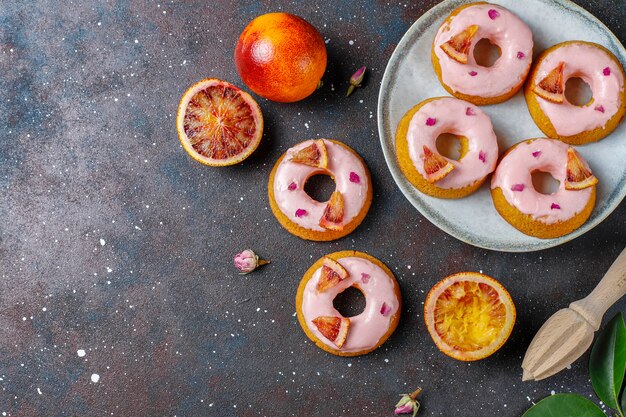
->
<box><xmin>522</xmin><ymin>247</ymin><xmax>626</xmax><ymax>381</ymax></box>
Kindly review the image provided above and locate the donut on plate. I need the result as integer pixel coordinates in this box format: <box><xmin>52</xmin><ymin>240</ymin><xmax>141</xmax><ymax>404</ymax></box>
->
<box><xmin>525</xmin><ymin>41</ymin><xmax>626</xmax><ymax>145</ymax></box>
<box><xmin>295</xmin><ymin>251</ymin><xmax>402</xmax><ymax>357</ymax></box>
<box><xmin>432</xmin><ymin>2</ymin><xmax>533</xmax><ymax>105</ymax></box>
<box><xmin>268</xmin><ymin>139</ymin><xmax>372</xmax><ymax>241</ymax></box>
<box><xmin>491</xmin><ymin>138</ymin><xmax>598</xmax><ymax>239</ymax></box>
<box><xmin>395</xmin><ymin>96</ymin><xmax>498</xmax><ymax>199</ymax></box>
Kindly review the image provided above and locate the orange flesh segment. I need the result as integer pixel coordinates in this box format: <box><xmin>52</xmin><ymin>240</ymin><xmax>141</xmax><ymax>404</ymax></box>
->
<box><xmin>312</xmin><ymin>316</ymin><xmax>350</xmax><ymax>348</ymax></box>
<box><xmin>433</xmin><ymin>281</ymin><xmax>506</xmax><ymax>352</ymax></box>
<box><xmin>423</xmin><ymin>146</ymin><xmax>455</xmax><ymax>183</ymax></box>
<box><xmin>290</xmin><ymin>140</ymin><xmax>328</xmax><ymax>168</ymax></box>
<box><xmin>184</xmin><ymin>84</ymin><xmax>258</xmax><ymax>160</ymax></box>
<box><xmin>317</xmin><ymin>257</ymin><xmax>349</xmax><ymax>292</ymax></box>
<box><xmin>440</xmin><ymin>25</ymin><xmax>479</xmax><ymax>64</ymax></box>
<box><xmin>533</xmin><ymin>62</ymin><xmax>565</xmax><ymax>103</ymax></box>
<box><xmin>319</xmin><ymin>191</ymin><xmax>345</xmax><ymax>230</ymax></box>
<box><xmin>565</xmin><ymin>147</ymin><xmax>598</xmax><ymax>190</ymax></box>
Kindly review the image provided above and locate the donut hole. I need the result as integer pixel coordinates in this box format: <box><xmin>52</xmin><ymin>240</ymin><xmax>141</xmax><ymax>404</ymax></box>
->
<box><xmin>473</xmin><ymin>38</ymin><xmax>501</xmax><ymax>68</ymax></box>
<box><xmin>333</xmin><ymin>286</ymin><xmax>366</xmax><ymax>317</ymax></box>
<box><xmin>564</xmin><ymin>77</ymin><xmax>593</xmax><ymax>106</ymax></box>
<box><xmin>436</xmin><ymin>133</ymin><xmax>467</xmax><ymax>161</ymax></box>
<box><xmin>531</xmin><ymin>171</ymin><xmax>561</xmax><ymax>195</ymax></box>
<box><xmin>304</xmin><ymin>173</ymin><xmax>336</xmax><ymax>202</ymax></box>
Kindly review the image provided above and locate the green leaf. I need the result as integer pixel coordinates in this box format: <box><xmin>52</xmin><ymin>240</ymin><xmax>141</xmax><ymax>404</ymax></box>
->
<box><xmin>522</xmin><ymin>393</ymin><xmax>605</xmax><ymax>417</ymax></box>
<box><xmin>589</xmin><ymin>313</ymin><xmax>626</xmax><ymax>412</ymax></box>
<box><xmin>622</xmin><ymin>389</ymin><xmax>626</xmax><ymax>416</ymax></box>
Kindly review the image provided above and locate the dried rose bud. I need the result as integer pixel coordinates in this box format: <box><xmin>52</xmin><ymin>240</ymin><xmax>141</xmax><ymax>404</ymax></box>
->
<box><xmin>394</xmin><ymin>387</ymin><xmax>422</xmax><ymax>416</ymax></box>
<box><xmin>346</xmin><ymin>66</ymin><xmax>366</xmax><ymax>97</ymax></box>
<box><xmin>233</xmin><ymin>249</ymin><xmax>269</xmax><ymax>274</ymax></box>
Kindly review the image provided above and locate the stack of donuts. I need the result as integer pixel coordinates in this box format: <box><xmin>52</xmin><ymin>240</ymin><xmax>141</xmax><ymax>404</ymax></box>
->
<box><xmin>395</xmin><ymin>1</ymin><xmax>626</xmax><ymax>239</ymax></box>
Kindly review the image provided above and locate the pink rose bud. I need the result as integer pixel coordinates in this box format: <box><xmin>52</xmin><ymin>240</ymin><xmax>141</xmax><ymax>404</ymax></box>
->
<box><xmin>488</xmin><ymin>9</ymin><xmax>500</xmax><ymax>19</ymax></box>
<box><xmin>347</xmin><ymin>66</ymin><xmax>366</xmax><ymax>97</ymax></box>
<box><xmin>234</xmin><ymin>249</ymin><xmax>269</xmax><ymax>274</ymax></box>
<box><xmin>394</xmin><ymin>388</ymin><xmax>422</xmax><ymax>416</ymax></box>
<box><xmin>394</xmin><ymin>404</ymin><xmax>414</xmax><ymax>414</ymax></box>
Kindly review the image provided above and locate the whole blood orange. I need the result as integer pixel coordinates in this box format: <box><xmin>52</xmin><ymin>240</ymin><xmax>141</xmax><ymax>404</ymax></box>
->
<box><xmin>176</xmin><ymin>78</ymin><xmax>263</xmax><ymax>166</ymax></box>
<box><xmin>424</xmin><ymin>272</ymin><xmax>516</xmax><ymax>361</ymax></box>
<box><xmin>234</xmin><ymin>13</ymin><xmax>327</xmax><ymax>103</ymax></box>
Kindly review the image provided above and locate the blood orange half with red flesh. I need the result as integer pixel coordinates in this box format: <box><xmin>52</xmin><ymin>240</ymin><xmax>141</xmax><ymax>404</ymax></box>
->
<box><xmin>176</xmin><ymin>78</ymin><xmax>263</xmax><ymax>166</ymax></box>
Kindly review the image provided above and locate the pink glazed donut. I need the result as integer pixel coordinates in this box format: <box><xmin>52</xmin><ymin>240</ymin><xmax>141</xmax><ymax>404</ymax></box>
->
<box><xmin>491</xmin><ymin>138</ymin><xmax>597</xmax><ymax>239</ymax></box>
<box><xmin>525</xmin><ymin>41</ymin><xmax>626</xmax><ymax>145</ymax></box>
<box><xmin>395</xmin><ymin>96</ymin><xmax>498</xmax><ymax>198</ymax></box>
<box><xmin>432</xmin><ymin>2</ymin><xmax>533</xmax><ymax>105</ymax></box>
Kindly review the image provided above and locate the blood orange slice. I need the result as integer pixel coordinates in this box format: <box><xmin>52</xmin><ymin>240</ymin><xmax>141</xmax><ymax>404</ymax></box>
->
<box><xmin>424</xmin><ymin>272</ymin><xmax>516</xmax><ymax>361</ymax></box>
<box><xmin>319</xmin><ymin>191</ymin><xmax>345</xmax><ymax>230</ymax></box>
<box><xmin>316</xmin><ymin>257</ymin><xmax>349</xmax><ymax>292</ymax></box>
<box><xmin>176</xmin><ymin>78</ymin><xmax>263</xmax><ymax>166</ymax></box>
<box><xmin>423</xmin><ymin>146</ymin><xmax>454</xmax><ymax>183</ymax></box>
<box><xmin>565</xmin><ymin>147</ymin><xmax>598</xmax><ymax>190</ymax></box>
<box><xmin>312</xmin><ymin>316</ymin><xmax>350</xmax><ymax>348</ymax></box>
<box><xmin>290</xmin><ymin>139</ymin><xmax>328</xmax><ymax>168</ymax></box>
<box><xmin>440</xmin><ymin>25</ymin><xmax>479</xmax><ymax>64</ymax></box>
<box><xmin>533</xmin><ymin>63</ymin><xmax>565</xmax><ymax>103</ymax></box>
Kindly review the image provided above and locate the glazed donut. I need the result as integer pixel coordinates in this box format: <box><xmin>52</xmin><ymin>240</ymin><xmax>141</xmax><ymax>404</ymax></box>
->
<box><xmin>432</xmin><ymin>2</ymin><xmax>533</xmax><ymax>105</ymax></box>
<box><xmin>395</xmin><ymin>96</ymin><xmax>498</xmax><ymax>199</ymax></box>
<box><xmin>296</xmin><ymin>251</ymin><xmax>402</xmax><ymax>357</ymax></box>
<box><xmin>268</xmin><ymin>139</ymin><xmax>372</xmax><ymax>241</ymax></box>
<box><xmin>491</xmin><ymin>138</ymin><xmax>597</xmax><ymax>239</ymax></box>
<box><xmin>525</xmin><ymin>41</ymin><xmax>626</xmax><ymax>145</ymax></box>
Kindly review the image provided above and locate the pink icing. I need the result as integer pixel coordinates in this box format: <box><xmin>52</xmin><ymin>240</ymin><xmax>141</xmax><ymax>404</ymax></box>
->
<box><xmin>533</xmin><ymin>42</ymin><xmax>624</xmax><ymax>137</ymax></box>
<box><xmin>433</xmin><ymin>3</ymin><xmax>533</xmax><ymax>98</ymax></box>
<box><xmin>433</xmin><ymin>4</ymin><xmax>533</xmax><ymax>97</ymax></box>
<box><xmin>272</xmin><ymin>139</ymin><xmax>370</xmax><ymax>232</ymax></box>
<box><xmin>301</xmin><ymin>257</ymin><xmax>400</xmax><ymax>353</ymax></box>
<box><xmin>491</xmin><ymin>138</ymin><xmax>594</xmax><ymax>224</ymax></box>
<box><xmin>406</xmin><ymin>97</ymin><xmax>498</xmax><ymax>189</ymax></box>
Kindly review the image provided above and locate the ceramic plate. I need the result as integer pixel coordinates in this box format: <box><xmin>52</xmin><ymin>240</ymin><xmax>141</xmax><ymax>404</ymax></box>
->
<box><xmin>378</xmin><ymin>0</ymin><xmax>626</xmax><ymax>252</ymax></box>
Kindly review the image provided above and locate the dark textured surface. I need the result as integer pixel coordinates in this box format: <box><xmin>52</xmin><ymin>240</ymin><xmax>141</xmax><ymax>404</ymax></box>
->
<box><xmin>0</xmin><ymin>1</ymin><xmax>625</xmax><ymax>416</ymax></box>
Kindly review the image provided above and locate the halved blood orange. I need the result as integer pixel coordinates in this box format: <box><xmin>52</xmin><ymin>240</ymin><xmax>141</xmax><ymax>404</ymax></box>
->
<box><xmin>176</xmin><ymin>78</ymin><xmax>263</xmax><ymax>166</ymax></box>
<box><xmin>440</xmin><ymin>25</ymin><xmax>479</xmax><ymax>64</ymax></box>
<box><xmin>317</xmin><ymin>257</ymin><xmax>349</xmax><ymax>292</ymax></box>
<box><xmin>423</xmin><ymin>146</ymin><xmax>455</xmax><ymax>183</ymax></box>
<box><xmin>319</xmin><ymin>191</ymin><xmax>345</xmax><ymax>230</ymax></box>
<box><xmin>565</xmin><ymin>147</ymin><xmax>598</xmax><ymax>190</ymax></box>
<box><xmin>533</xmin><ymin>62</ymin><xmax>565</xmax><ymax>103</ymax></box>
<box><xmin>312</xmin><ymin>316</ymin><xmax>350</xmax><ymax>348</ymax></box>
<box><xmin>424</xmin><ymin>272</ymin><xmax>516</xmax><ymax>361</ymax></box>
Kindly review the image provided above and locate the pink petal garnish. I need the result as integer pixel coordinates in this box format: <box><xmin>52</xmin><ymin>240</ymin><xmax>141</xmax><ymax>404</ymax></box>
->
<box><xmin>380</xmin><ymin>302</ymin><xmax>392</xmax><ymax>316</ymax></box>
<box><xmin>295</xmin><ymin>209</ymin><xmax>308</xmax><ymax>217</ymax></box>
<box><xmin>478</xmin><ymin>150</ymin><xmax>486</xmax><ymax>163</ymax></box>
<box><xmin>532</xmin><ymin>151</ymin><xmax>541</xmax><ymax>158</ymax></box>
<box><xmin>595</xmin><ymin>105</ymin><xmax>605</xmax><ymax>113</ymax></box>
<box><xmin>603</xmin><ymin>67</ymin><xmax>611</xmax><ymax>76</ymax></box>
<box><xmin>288</xmin><ymin>182</ymin><xmax>297</xmax><ymax>191</ymax></box>
<box><xmin>361</xmin><ymin>273</ymin><xmax>370</xmax><ymax>284</ymax></box>
<box><xmin>488</xmin><ymin>9</ymin><xmax>500</xmax><ymax>19</ymax></box>
<box><xmin>517</xmin><ymin>51</ymin><xmax>525</xmax><ymax>59</ymax></box>
<box><xmin>425</xmin><ymin>117</ymin><xmax>436</xmax><ymax>126</ymax></box>
<box><xmin>551</xmin><ymin>203</ymin><xmax>561</xmax><ymax>210</ymax></box>
<box><xmin>349</xmin><ymin>172</ymin><xmax>361</xmax><ymax>184</ymax></box>
<box><xmin>466</xmin><ymin>107</ymin><xmax>476</xmax><ymax>116</ymax></box>
<box><xmin>511</xmin><ymin>183</ymin><xmax>525</xmax><ymax>192</ymax></box>
<box><xmin>469</xmin><ymin>70</ymin><xmax>478</xmax><ymax>76</ymax></box>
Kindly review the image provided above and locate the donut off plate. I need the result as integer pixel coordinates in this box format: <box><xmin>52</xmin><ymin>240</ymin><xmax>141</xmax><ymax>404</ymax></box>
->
<box><xmin>378</xmin><ymin>0</ymin><xmax>626</xmax><ymax>252</ymax></box>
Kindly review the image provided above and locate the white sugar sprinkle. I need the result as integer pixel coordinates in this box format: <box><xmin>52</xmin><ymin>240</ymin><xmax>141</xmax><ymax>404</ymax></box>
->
<box><xmin>91</xmin><ymin>373</ymin><xmax>100</xmax><ymax>383</ymax></box>
<box><xmin>77</xmin><ymin>349</ymin><xmax>86</xmax><ymax>357</ymax></box>
<box><xmin>99</xmin><ymin>238</ymin><xmax>105</xmax><ymax>246</ymax></box>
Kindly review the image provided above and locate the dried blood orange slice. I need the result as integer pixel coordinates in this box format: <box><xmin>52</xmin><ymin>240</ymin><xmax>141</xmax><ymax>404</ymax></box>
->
<box><xmin>176</xmin><ymin>78</ymin><xmax>263</xmax><ymax>166</ymax></box>
<box><xmin>319</xmin><ymin>191</ymin><xmax>345</xmax><ymax>230</ymax></box>
<box><xmin>290</xmin><ymin>139</ymin><xmax>328</xmax><ymax>168</ymax></box>
<box><xmin>423</xmin><ymin>146</ymin><xmax>454</xmax><ymax>183</ymax></box>
<box><xmin>424</xmin><ymin>272</ymin><xmax>516</xmax><ymax>361</ymax></box>
<box><xmin>533</xmin><ymin>62</ymin><xmax>565</xmax><ymax>103</ymax></box>
<box><xmin>440</xmin><ymin>25</ymin><xmax>479</xmax><ymax>64</ymax></box>
<box><xmin>312</xmin><ymin>316</ymin><xmax>350</xmax><ymax>348</ymax></box>
<box><xmin>565</xmin><ymin>147</ymin><xmax>598</xmax><ymax>190</ymax></box>
<box><xmin>316</xmin><ymin>257</ymin><xmax>349</xmax><ymax>292</ymax></box>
